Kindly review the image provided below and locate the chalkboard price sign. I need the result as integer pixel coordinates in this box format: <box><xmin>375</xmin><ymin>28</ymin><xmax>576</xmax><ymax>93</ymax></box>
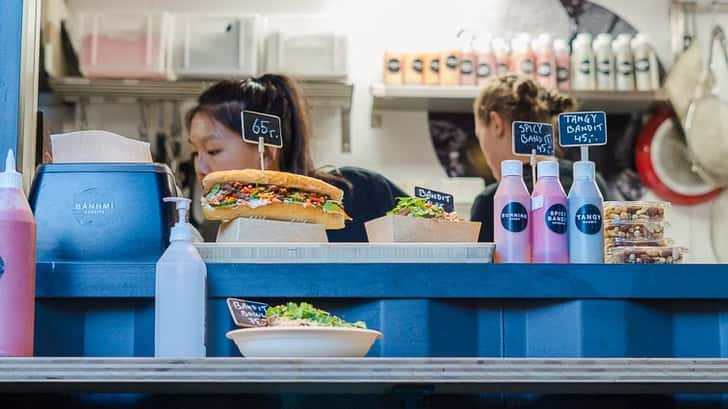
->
<box><xmin>241</xmin><ymin>110</ymin><xmax>283</xmax><ymax>148</ymax></box>
<box><xmin>226</xmin><ymin>298</ymin><xmax>269</xmax><ymax>328</ymax></box>
<box><xmin>415</xmin><ymin>186</ymin><xmax>454</xmax><ymax>213</ymax></box>
<box><xmin>512</xmin><ymin>121</ymin><xmax>554</xmax><ymax>156</ymax></box>
<box><xmin>558</xmin><ymin>111</ymin><xmax>608</xmax><ymax>146</ymax></box>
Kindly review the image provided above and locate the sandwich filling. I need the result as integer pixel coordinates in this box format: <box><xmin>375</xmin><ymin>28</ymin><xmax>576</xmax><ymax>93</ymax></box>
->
<box><xmin>204</xmin><ymin>182</ymin><xmax>349</xmax><ymax>218</ymax></box>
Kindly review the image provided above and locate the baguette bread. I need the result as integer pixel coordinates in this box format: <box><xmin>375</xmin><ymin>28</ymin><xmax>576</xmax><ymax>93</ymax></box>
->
<box><xmin>201</xmin><ymin>169</ymin><xmax>347</xmax><ymax>230</ymax></box>
<box><xmin>202</xmin><ymin>169</ymin><xmax>343</xmax><ymax>202</ymax></box>
<box><xmin>203</xmin><ymin>201</ymin><xmax>345</xmax><ymax>229</ymax></box>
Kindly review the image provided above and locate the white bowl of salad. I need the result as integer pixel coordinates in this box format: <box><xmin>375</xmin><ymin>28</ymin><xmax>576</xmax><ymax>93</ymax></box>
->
<box><xmin>226</xmin><ymin>302</ymin><xmax>383</xmax><ymax>357</ymax></box>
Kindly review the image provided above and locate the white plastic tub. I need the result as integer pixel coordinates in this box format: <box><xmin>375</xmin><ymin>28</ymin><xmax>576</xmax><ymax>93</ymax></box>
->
<box><xmin>77</xmin><ymin>13</ymin><xmax>174</xmax><ymax>80</ymax></box>
<box><xmin>173</xmin><ymin>14</ymin><xmax>260</xmax><ymax>79</ymax></box>
<box><xmin>264</xmin><ymin>16</ymin><xmax>348</xmax><ymax>80</ymax></box>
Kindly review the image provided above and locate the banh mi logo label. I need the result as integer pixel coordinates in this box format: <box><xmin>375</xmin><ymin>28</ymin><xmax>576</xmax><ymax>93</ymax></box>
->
<box><xmin>618</xmin><ymin>61</ymin><xmax>633</xmax><ymax>75</ymax></box>
<box><xmin>545</xmin><ymin>204</ymin><xmax>567</xmax><ymax>234</ymax></box>
<box><xmin>575</xmin><ymin>204</ymin><xmax>602</xmax><ymax>235</ymax></box>
<box><xmin>387</xmin><ymin>58</ymin><xmax>401</xmax><ymax>73</ymax></box>
<box><xmin>635</xmin><ymin>58</ymin><xmax>650</xmax><ymax>72</ymax></box>
<box><xmin>579</xmin><ymin>59</ymin><xmax>591</xmax><ymax>74</ymax></box>
<box><xmin>597</xmin><ymin>59</ymin><xmax>611</xmax><ymax>75</ymax></box>
<box><xmin>0</xmin><ymin>256</ymin><xmax>4</xmax><ymax>280</ymax></box>
<box><xmin>72</xmin><ymin>188</ymin><xmax>116</xmax><ymax>226</ymax></box>
<box><xmin>501</xmin><ymin>202</ymin><xmax>529</xmax><ymax>233</ymax></box>
<box><xmin>460</xmin><ymin>59</ymin><xmax>474</xmax><ymax>75</ymax></box>
<box><xmin>557</xmin><ymin>67</ymin><xmax>569</xmax><ymax>82</ymax></box>
<box><xmin>413</xmin><ymin>59</ymin><xmax>424</xmax><ymax>73</ymax></box>
<box><xmin>520</xmin><ymin>59</ymin><xmax>534</xmax><ymax>74</ymax></box>
<box><xmin>430</xmin><ymin>59</ymin><xmax>440</xmax><ymax>73</ymax></box>
<box><xmin>446</xmin><ymin>55</ymin><xmax>459</xmax><ymax>70</ymax></box>
<box><xmin>538</xmin><ymin>62</ymin><xmax>552</xmax><ymax>77</ymax></box>
<box><xmin>477</xmin><ymin>63</ymin><xmax>491</xmax><ymax>78</ymax></box>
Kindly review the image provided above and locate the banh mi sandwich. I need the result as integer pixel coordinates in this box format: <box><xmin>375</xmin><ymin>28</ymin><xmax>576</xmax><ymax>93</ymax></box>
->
<box><xmin>387</xmin><ymin>197</ymin><xmax>463</xmax><ymax>222</ymax></box>
<box><xmin>202</xmin><ymin>169</ymin><xmax>351</xmax><ymax>229</ymax></box>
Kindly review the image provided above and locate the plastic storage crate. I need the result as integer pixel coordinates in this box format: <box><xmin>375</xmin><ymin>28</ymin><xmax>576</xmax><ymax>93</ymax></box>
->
<box><xmin>264</xmin><ymin>16</ymin><xmax>348</xmax><ymax>80</ymax></box>
<box><xmin>77</xmin><ymin>13</ymin><xmax>174</xmax><ymax>80</ymax></box>
<box><xmin>173</xmin><ymin>14</ymin><xmax>260</xmax><ymax>79</ymax></box>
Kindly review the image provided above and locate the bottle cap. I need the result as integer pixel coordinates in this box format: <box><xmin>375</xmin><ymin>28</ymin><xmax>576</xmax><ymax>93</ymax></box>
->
<box><xmin>537</xmin><ymin>160</ymin><xmax>559</xmax><ymax>178</ymax></box>
<box><xmin>501</xmin><ymin>160</ymin><xmax>523</xmax><ymax>177</ymax></box>
<box><xmin>164</xmin><ymin>197</ymin><xmax>192</xmax><ymax>242</ymax></box>
<box><xmin>0</xmin><ymin>150</ymin><xmax>22</xmax><ymax>189</ymax></box>
<box><xmin>573</xmin><ymin>160</ymin><xmax>596</xmax><ymax>179</ymax></box>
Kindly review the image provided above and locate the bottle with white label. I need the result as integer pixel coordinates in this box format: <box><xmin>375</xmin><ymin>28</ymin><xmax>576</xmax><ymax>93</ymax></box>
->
<box><xmin>631</xmin><ymin>33</ymin><xmax>659</xmax><ymax>91</ymax></box>
<box><xmin>511</xmin><ymin>34</ymin><xmax>535</xmax><ymax>79</ymax></box>
<box><xmin>554</xmin><ymin>38</ymin><xmax>571</xmax><ymax>90</ymax></box>
<box><xmin>613</xmin><ymin>34</ymin><xmax>636</xmax><ymax>91</ymax></box>
<box><xmin>459</xmin><ymin>31</ymin><xmax>477</xmax><ymax>86</ymax></box>
<box><xmin>594</xmin><ymin>33</ymin><xmax>615</xmax><ymax>90</ymax></box>
<box><xmin>440</xmin><ymin>49</ymin><xmax>461</xmax><ymax>85</ymax></box>
<box><xmin>404</xmin><ymin>52</ymin><xmax>424</xmax><ymax>85</ymax></box>
<box><xmin>155</xmin><ymin>197</ymin><xmax>207</xmax><ymax>357</ymax></box>
<box><xmin>568</xmin><ymin>161</ymin><xmax>604</xmax><ymax>263</ymax></box>
<box><xmin>533</xmin><ymin>33</ymin><xmax>557</xmax><ymax>89</ymax></box>
<box><xmin>383</xmin><ymin>52</ymin><xmax>403</xmax><ymax>85</ymax></box>
<box><xmin>494</xmin><ymin>160</ymin><xmax>531</xmax><ymax>263</ymax></box>
<box><xmin>531</xmin><ymin>160</ymin><xmax>568</xmax><ymax>263</ymax></box>
<box><xmin>475</xmin><ymin>35</ymin><xmax>495</xmax><ymax>86</ymax></box>
<box><xmin>493</xmin><ymin>38</ymin><xmax>511</xmax><ymax>77</ymax></box>
<box><xmin>571</xmin><ymin>33</ymin><xmax>595</xmax><ymax>90</ymax></box>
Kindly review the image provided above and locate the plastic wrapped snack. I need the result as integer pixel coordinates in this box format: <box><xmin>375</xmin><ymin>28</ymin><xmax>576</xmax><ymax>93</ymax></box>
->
<box><xmin>604</xmin><ymin>220</ymin><xmax>666</xmax><ymax>241</ymax></box>
<box><xmin>604</xmin><ymin>201</ymin><xmax>669</xmax><ymax>223</ymax></box>
<box><xmin>606</xmin><ymin>246</ymin><xmax>688</xmax><ymax>264</ymax></box>
<box><xmin>604</xmin><ymin>237</ymin><xmax>674</xmax><ymax>251</ymax></box>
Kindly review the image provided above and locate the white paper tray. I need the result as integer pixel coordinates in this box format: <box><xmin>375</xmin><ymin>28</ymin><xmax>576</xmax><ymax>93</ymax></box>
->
<box><xmin>195</xmin><ymin>243</ymin><xmax>495</xmax><ymax>264</ymax></box>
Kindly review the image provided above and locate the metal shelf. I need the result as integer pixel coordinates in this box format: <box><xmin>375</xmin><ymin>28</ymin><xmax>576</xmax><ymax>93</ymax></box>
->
<box><xmin>2</xmin><ymin>358</ymin><xmax>728</xmax><ymax>394</ymax></box>
<box><xmin>48</xmin><ymin>77</ymin><xmax>355</xmax><ymax>152</ymax></box>
<box><xmin>370</xmin><ymin>84</ymin><xmax>670</xmax><ymax>126</ymax></box>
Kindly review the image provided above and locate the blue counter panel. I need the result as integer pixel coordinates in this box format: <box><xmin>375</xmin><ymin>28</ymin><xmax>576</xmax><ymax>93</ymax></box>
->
<box><xmin>0</xmin><ymin>0</ymin><xmax>22</xmax><ymax>156</ymax></box>
<box><xmin>36</xmin><ymin>262</ymin><xmax>728</xmax><ymax>299</ymax></box>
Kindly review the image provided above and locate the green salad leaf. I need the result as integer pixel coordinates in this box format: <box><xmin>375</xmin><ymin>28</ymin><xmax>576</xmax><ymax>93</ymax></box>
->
<box><xmin>265</xmin><ymin>302</ymin><xmax>366</xmax><ymax>329</ymax></box>
<box><xmin>386</xmin><ymin>196</ymin><xmax>447</xmax><ymax>219</ymax></box>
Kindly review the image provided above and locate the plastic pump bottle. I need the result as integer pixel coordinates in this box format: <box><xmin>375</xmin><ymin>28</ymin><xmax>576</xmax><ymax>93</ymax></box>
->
<box><xmin>531</xmin><ymin>160</ymin><xmax>568</xmax><ymax>263</ymax></box>
<box><xmin>494</xmin><ymin>160</ymin><xmax>531</xmax><ymax>263</ymax></box>
<box><xmin>0</xmin><ymin>150</ymin><xmax>36</xmax><ymax>356</ymax></box>
<box><xmin>568</xmin><ymin>161</ymin><xmax>604</xmax><ymax>263</ymax></box>
<box><xmin>155</xmin><ymin>197</ymin><xmax>207</xmax><ymax>358</ymax></box>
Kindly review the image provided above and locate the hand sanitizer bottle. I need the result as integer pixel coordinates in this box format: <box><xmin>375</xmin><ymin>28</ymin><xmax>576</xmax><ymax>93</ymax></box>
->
<box><xmin>155</xmin><ymin>197</ymin><xmax>207</xmax><ymax>357</ymax></box>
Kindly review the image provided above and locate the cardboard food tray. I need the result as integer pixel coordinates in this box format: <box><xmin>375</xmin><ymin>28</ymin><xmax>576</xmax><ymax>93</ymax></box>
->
<box><xmin>217</xmin><ymin>218</ymin><xmax>328</xmax><ymax>243</ymax></box>
<box><xmin>365</xmin><ymin>215</ymin><xmax>481</xmax><ymax>243</ymax></box>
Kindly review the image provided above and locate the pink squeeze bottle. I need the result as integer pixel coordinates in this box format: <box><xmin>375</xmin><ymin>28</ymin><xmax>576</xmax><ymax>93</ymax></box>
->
<box><xmin>554</xmin><ymin>39</ymin><xmax>571</xmax><ymax>90</ymax></box>
<box><xmin>494</xmin><ymin>160</ymin><xmax>531</xmax><ymax>263</ymax></box>
<box><xmin>531</xmin><ymin>160</ymin><xmax>568</xmax><ymax>263</ymax></box>
<box><xmin>0</xmin><ymin>150</ymin><xmax>36</xmax><ymax>356</ymax></box>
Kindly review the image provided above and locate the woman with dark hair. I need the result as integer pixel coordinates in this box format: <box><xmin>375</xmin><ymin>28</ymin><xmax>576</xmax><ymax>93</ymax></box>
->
<box><xmin>187</xmin><ymin>74</ymin><xmax>405</xmax><ymax>242</ymax></box>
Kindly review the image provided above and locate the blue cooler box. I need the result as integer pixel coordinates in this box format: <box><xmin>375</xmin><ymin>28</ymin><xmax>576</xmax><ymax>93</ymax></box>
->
<box><xmin>29</xmin><ymin>163</ymin><xmax>178</xmax><ymax>262</ymax></box>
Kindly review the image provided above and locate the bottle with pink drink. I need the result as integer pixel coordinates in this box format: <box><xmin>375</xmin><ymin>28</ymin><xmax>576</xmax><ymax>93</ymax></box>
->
<box><xmin>554</xmin><ymin>39</ymin><xmax>571</xmax><ymax>90</ymax></box>
<box><xmin>533</xmin><ymin>33</ymin><xmax>557</xmax><ymax>89</ymax></box>
<box><xmin>531</xmin><ymin>160</ymin><xmax>568</xmax><ymax>263</ymax></box>
<box><xmin>494</xmin><ymin>160</ymin><xmax>531</xmax><ymax>263</ymax></box>
<box><xmin>0</xmin><ymin>150</ymin><xmax>36</xmax><ymax>356</ymax></box>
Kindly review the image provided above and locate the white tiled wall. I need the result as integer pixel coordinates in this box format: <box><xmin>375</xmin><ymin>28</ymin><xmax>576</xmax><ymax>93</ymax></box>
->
<box><xmin>61</xmin><ymin>0</ymin><xmax>728</xmax><ymax>262</ymax></box>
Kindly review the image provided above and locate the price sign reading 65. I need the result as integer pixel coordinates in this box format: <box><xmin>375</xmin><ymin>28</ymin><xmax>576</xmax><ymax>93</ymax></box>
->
<box><xmin>242</xmin><ymin>110</ymin><xmax>284</xmax><ymax>148</ymax></box>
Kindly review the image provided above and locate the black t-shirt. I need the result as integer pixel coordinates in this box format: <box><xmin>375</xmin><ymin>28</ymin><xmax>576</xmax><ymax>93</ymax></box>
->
<box><xmin>327</xmin><ymin>166</ymin><xmax>407</xmax><ymax>242</ymax></box>
<box><xmin>470</xmin><ymin>160</ymin><xmax>609</xmax><ymax>242</ymax></box>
